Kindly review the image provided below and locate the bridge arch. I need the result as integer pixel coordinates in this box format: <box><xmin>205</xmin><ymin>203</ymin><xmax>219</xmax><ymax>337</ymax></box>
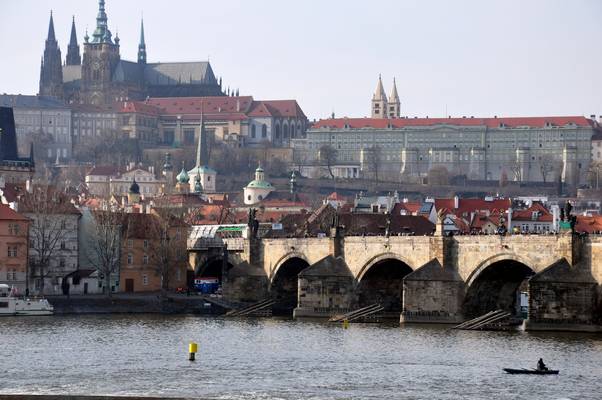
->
<box><xmin>194</xmin><ymin>255</ymin><xmax>235</xmax><ymax>280</ymax></box>
<box><xmin>463</xmin><ymin>254</ymin><xmax>535</xmax><ymax>319</ymax></box>
<box><xmin>356</xmin><ymin>253</ymin><xmax>414</xmax><ymax>312</ymax></box>
<box><xmin>356</xmin><ymin>253</ymin><xmax>415</xmax><ymax>282</ymax></box>
<box><xmin>269</xmin><ymin>253</ymin><xmax>310</xmax><ymax>314</ymax></box>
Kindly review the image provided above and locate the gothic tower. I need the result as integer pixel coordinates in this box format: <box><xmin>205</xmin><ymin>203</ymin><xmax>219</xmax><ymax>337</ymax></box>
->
<box><xmin>80</xmin><ymin>0</ymin><xmax>121</xmax><ymax>105</ymax></box>
<box><xmin>371</xmin><ymin>74</ymin><xmax>387</xmax><ymax>119</ymax></box>
<box><xmin>388</xmin><ymin>78</ymin><xmax>400</xmax><ymax>118</ymax></box>
<box><xmin>39</xmin><ymin>11</ymin><xmax>64</xmax><ymax>98</ymax></box>
<box><xmin>66</xmin><ymin>16</ymin><xmax>81</xmax><ymax>65</ymax></box>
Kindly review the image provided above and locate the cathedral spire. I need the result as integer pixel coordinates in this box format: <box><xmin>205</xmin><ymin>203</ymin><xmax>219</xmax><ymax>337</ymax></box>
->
<box><xmin>137</xmin><ymin>18</ymin><xmax>147</xmax><ymax>64</ymax></box>
<box><xmin>389</xmin><ymin>77</ymin><xmax>399</xmax><ymax>102</ymax></box>
<box><xmin>92</xmin><ymin>0</ymin><xmax>113</xmax><ymax>44</ymax></box>
<box><xmin>373</xmin><ymin>74</ymin><xmax>386</xmax><ymax>100</ymax></box>
<box><xmin>47</xmin><ymin>10</ymin><xmax>56</xmax><ymax>42</ymax></box>
<box><xmin>66</xmin><ymin>16</ymin><xmax>81</xmax><ymax>66</ymax></box>
<box><xmin>40</xmin><ymin>10</ymin><xmax>63</xmax><ymax>98</ymax></box>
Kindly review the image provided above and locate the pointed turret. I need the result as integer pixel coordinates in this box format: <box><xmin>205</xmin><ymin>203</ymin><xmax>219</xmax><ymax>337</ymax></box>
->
<box><xmin>389</xmin><ymin>78</ymin><xmax>399</xmax><ymax>102</ymax></box>
<box><xmin>39</xmin><ymin>11</ymin><xmax>63</xmax><ymax>98</ymax></box>
<box><xmin>187</xmin><ymin>110</ymin><xmax>217</xmax><ymax>193</ymax></box>
<box><xmin>388</xmin><ymin>78</ymin><xmax>400</xmax><ymax>118</ymax></box>
<box><xmin>66</xmin><ymin>16</ymin><xmax>81</xmax><ymax>65</ymax></box>
<box><xmin>137</xmin><ymin>18</ymin><xmax>147</xmax><ymax>64</ymax></box>
<box><xmin>373</xmin><ymin>74</ymin><xmax>386</xmax><ymax>100</ymax></box>
<box><xmin>371</xmin><ymin>74</ymin><xmax>387</xmax><ymax>119</ymax></box>
<box><xmin>47</xmin><ymin>10</ymin><xmax>56</xmax><ymax>42</ymax></box>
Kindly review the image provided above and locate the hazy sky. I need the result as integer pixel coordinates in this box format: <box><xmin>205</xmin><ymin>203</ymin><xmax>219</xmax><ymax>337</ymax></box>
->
<box><xmin>1</xmin><ymin>0</ymin><xmax>601</xmax><ymax>120</ymax></box>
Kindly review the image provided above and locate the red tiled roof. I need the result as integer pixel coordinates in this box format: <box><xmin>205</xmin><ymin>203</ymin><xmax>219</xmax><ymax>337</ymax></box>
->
<box><xmin>435</xmin><ymin>198</ymin><xmax>511</xmax><ymax>217</ymax></box>
<box><xmin>511</xmin><ymin>202</ymin><xmax>553</xmax><ymax>222</ymax></box>
<box><xmin>312</xmin><ymin>116</ymin><xmax>594</xmax><ymax>130</ymax></box>
<box><xmin>392</xmin><ymin>202</ymin><xmax>422</xmax><ymax>215</ymax></box>
<box><xmin>88</xmin><ymin>165</ymin><xmax>119</xmax><ymax>176</ymax></box>
<box><xmin>575</xmin><ymin>215</ymin><xmax>602</xmax><ymax>233</ymax></box>
<box><xmin>248</xmin><ymin>100</ymin><xmax>306</xmax><ymax>118</ymax></box>
<box><xmin>0</xmin><ymin>204</ymin><xmax>28</xmax><ymax>221</ymax></box>
<box><xmin>146</xmin><ymin>96</ymin><xmax>254</xmax><ymax>115</ymax></box>
<box><xmin>118</xmin><ymin>101</ymin><xmax>162</xmax><ymax>116</ymax></box>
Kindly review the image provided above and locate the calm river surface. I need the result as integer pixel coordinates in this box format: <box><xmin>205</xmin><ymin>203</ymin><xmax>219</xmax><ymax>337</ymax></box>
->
<box><xmin>0</xmin><ymin>315</ymin><xmax>601</xmax><ymax>399</ymax></box>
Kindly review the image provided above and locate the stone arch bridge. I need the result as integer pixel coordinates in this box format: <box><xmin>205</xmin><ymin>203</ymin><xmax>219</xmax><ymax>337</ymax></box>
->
<box><xmin>189</xmin><ymin>232</ymin><xmax>602</xmax><ymax>331</ymax></box>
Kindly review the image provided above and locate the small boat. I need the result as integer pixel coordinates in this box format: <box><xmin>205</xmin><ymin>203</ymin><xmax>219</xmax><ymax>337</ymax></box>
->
<box><xmin>503</xmin><ymin>368</ymin><xmax>559</xmax><ymax>375</ymax></box>
<box><xmin>0</xmin><ymin>284</ymin><xmax>54</xmax><ymax>316</ymax></box>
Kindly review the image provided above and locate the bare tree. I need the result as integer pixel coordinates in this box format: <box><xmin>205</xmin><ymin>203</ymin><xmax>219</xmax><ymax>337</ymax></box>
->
<box><xmin>319</xmin><ymin>144</ymin><xmax>337</xmax><ymax>180</ymax></box>
<box><xmin>365</xmin><ymin>145</ymin><xmax>382</xmax><ymax>183</ymax></box>
<box><xmin>428</xmin><ymin>166</ymin><xmax>449</xmax><ymax>186</ymax></box>
<box><xmin>587</xmin><ymin>161</ymin><xmax>602</xmax><ymax>189</ymax></box>
<box><xmin>147</xmin><ymin>215</ymin><xmax>188</xmax><ymax>297</ymax></box>
<box><xmin>510</xmin><ymin>160</ymin><xmax>523</xmax><ymax>182</ymax></box>
<box><xmin>20</xmin><ymin>186</ymin><xmax>72</xmax><ymax>295</ymax></box>
<box><xmin>88</xmin><ymin>211</ymin><xmax>124</xmax><ymax>297</ymax></box>
<box><xmin>539</xmin><ymin>154</ymin><xmax>559</xmax><ymax>183</ymax></box>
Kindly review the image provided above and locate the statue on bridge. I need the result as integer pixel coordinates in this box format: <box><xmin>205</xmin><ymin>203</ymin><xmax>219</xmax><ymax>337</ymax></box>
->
<box><xmin>247</xmin><ymin>208</ymin><xmax>259</xmax><ymax>239</ymax></box>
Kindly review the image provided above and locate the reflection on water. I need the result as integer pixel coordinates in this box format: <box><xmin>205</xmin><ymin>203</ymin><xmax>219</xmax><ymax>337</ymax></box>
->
<box><xmin>0</xmin><ymin>315</ymin><xmax>601</xmax><ymax>399</ymax></box>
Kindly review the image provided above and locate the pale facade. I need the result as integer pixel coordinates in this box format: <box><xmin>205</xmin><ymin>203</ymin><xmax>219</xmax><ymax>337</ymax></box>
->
<box><xmin>24</xmin><ymin>210</ymin><xmax>81</xmax><ymax>296</ymax></box>
<box><xmin>294</xmin><ymin>116</ymin><xmax>596</xmax><ymax>186</ymax></box>
<box><xmin>85</xmin><ymin>166</ymin><xmax>166</xmax><ymax>198</ymax></box>
<box><xmin>71</xmin><ymin>104</ymin><xmax>118</xmax><ymax>145</ymax></box>
<box><xmin>0</xmin><ymin>95</ymin><xmax>72</xmax><ymax>160</ymax></box>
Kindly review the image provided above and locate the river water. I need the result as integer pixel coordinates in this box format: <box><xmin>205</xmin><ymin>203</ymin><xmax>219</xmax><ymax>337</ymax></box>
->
<box><xmin>0</xmin><ymin>315</ymin><xmax>600</xmax><ymax>399</ymax></box>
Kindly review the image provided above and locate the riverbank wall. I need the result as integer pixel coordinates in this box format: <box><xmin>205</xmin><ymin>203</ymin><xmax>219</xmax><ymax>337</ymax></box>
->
<box><xmin>48</xmin><ymin>294</ymin><xmax>225</xmax><ymax>315</ymax></box>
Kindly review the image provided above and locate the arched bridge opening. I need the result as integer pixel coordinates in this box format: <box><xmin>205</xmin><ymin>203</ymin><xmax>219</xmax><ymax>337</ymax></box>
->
<box><xmin>357</xmin><ymin>258</ymin><xmax>413</xmax><ymax>313</ymax></box>
<box><xmin>271</xmin><ymin>257</ymin><xmax>310</xmax><ymax>315</ymax></box>
<box><xmin>463</xmin><ymin>259</ymin><xmax>535</xmax><ymax>319</ymax></box>
<box><xmin>193</xmin><ymin>257</ymin><xmax>234</xmax><ymax>294</ymax></box>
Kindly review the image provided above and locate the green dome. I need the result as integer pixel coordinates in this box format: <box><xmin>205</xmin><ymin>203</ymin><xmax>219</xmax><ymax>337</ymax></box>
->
<box><xmin>246</xmin><ymin>180</ymin><xmax>273</xmax><ymax>189</ymax></box>
<box><xmin>176</xmin><ymin>168</ymin><xmax>189</xmax><ymax>183</ymax></box>
<box><xmin>188</xmin><ymin>165</ymin><xmax>217</xmax><ymax>175</ymax></box>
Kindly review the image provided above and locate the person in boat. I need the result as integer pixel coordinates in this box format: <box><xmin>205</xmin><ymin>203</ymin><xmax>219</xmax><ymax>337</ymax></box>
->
<box><xmin>537</xmin><ymin>358</ymin><xmax>548</xmax><ymax>371</ymax></box>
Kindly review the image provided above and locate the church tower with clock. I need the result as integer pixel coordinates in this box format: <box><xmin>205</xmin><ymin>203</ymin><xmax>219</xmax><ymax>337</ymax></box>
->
<box><xmin>39</xmin><ymin>0</ymin><xmax>223</xmax><ymax>105</ymax></box>
<box><xmin>80</xmin><ymin>0</ymin><xmax>122</xmax><ymax>105</ymax></box>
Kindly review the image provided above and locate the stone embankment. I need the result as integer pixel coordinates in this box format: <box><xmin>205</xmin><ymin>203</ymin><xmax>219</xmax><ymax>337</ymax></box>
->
<box><xmin>48</xmin><ymin>293</ymin><xmax>224</xmax><ymax>315</ymax></box>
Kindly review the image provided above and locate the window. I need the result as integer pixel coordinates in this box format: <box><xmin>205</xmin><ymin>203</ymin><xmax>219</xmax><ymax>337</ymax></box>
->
<box><xmin>128</xmin><ymin>239</ymin><xmax>133</xmax><ymax>248</ymax></box>
<box><xmin>251</xmin><ymin>125</ymin><xmax>256</xmax><ymax>138</ymax></box>
<box><xmin>127</xmin><ymin>253</ymin><xmax>133</xmax><ymax>265</ymax></box>
<box><xmin>143</xmin><ymin>240</ymin><xmax>149</xmax><ymax>249</ymax></box>
<box><xmin>8</xmin><ymin>223</ymin><xmax>20</xmax><ymax>235</ymax></box>
<box><xmin>7</xmin><ymin>246</ymin><xmax>17</xmax><ymax>258</ymax></box>
<box><xmin>262</xmin><ymin>124</ymin><xmax>267</xmax><ymax>138</ymax></box>
<box><xmin>143</xmin><ymin>254</ymin><xmax>148</xmax><ymax>264</ymax></box>
<box><xmin>175</xmin><ymin>229</ymin><xmax>181</xmax><ymax>240</ymax></box>
<box><xmin>142</xmin><ymin>274</ymin><xmax>148</xmax><ymax>286</ymax></box>
<box><xmin>247</xmin><ymin>195</ymin><xmax>251</xmax><ymax>201</ymax></box>
<box><xmin>59</xmin><ymin>258</ymin><xmax>65</xmax><ymax>269</ymax></box>
<box><xmin>60</xmin><ymin>241</ymin><xmax>66</xmax><ymax>250</ymax></box>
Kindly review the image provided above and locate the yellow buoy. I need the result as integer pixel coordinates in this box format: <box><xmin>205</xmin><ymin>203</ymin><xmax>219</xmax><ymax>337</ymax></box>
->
<box><xmin>189</xmin><ymin>342</ymin><xmax>198</xmax><ymax>361</ymax></box>
<box><xmin>343</xmin><ymin>319</ymin><xmax>349</xmax><ymax>329</ymax></box>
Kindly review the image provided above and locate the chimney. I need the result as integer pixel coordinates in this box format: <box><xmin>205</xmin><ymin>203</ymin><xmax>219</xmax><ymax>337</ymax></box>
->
<box><xmin>26</xmin><ymin>179</ymin><xmax>32</xmax><ymax>193</ymax></box>
<box><xmin>0</xmin><ymin>176</ymin><xmax>4</xmax><ymax>189</ymax></box>
<box><xmin>236</xmin><ymin>99</ymin><xmax>240</xmax><ymax>112</ymax></box>
<box><xmin>453</xmin><ymin>195</ymin><xmax>459</xmax><ymax>210</ymax></box>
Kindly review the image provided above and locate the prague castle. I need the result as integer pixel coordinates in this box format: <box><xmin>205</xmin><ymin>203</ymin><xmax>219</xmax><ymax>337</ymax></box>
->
<box><xmin>39</xmin><ymin>0</ymin><xmax>223</xmax><ymax>105</ymax></box>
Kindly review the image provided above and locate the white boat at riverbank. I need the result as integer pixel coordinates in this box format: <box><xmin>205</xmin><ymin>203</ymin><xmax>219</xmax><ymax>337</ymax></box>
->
<box><xmin>0</xmin><ymin>284</ymin><xmax>54</xmax><ymax>316</ymax></box>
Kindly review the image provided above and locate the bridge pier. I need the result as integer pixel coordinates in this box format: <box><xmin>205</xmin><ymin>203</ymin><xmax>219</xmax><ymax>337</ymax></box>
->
<box><xmin>187</xmin><ymin>229</ymin><xmax>602</xmax><ymax>331</ymax></box>
<box><xmin>400</xmin><ymin>259</ymin><xmax>465</xmax><ymax>324</ymax></box>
